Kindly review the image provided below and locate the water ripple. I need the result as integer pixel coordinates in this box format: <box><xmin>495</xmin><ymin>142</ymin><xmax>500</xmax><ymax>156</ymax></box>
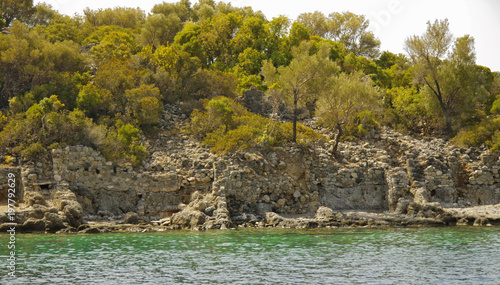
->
<box><xmin>0</xmin><ymin>227</ymin><xmax>500</xmax><ymax>284</ymax></box>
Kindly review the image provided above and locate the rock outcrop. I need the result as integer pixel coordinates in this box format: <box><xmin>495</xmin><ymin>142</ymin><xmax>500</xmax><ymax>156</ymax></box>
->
<box><xmin>2</xmin><ymin>107</ymin><xmax>500</xmax><ymax>232</ymax></box>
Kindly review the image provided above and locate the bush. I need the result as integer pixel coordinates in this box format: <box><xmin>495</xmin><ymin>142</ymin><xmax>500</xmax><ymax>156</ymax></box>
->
<box><xmin>21</xmin><ymin>142</ymin><xmax>46</xmax><ymax>160</ymax></box>
<box><xmin>0</xmin><ymin>95</ymin><xmax>147</xmax><ymax>165</ymax></box>
<box><xmin>342</xmin><ymin>110</ymin><xmax>380</xmax><ymax>140</ymax></box>
<box><xmin>452</xmin><ymin>117</ymin><xmax>500</xmax><ymax>150</ymax></box>
<box><xmin>190</xmin><ymin>96</ymin><xmax>326</xmax><ymax>154</ymax></box>
<box><xmin>101</xmin><ymin>123</ymin><xmax>147</xmax><ymax>166</ymax></box>
<box><xmin>491</xmin><ymin>95</ymin><xmax>500</xmax><ymax>114</ymax></box>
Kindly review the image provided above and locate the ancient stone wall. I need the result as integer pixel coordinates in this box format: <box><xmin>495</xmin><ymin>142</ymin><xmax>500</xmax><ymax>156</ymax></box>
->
<box><xmin>3</xmin><ymin>128</ymin><xmax>500</xmax><ymax>224</ymax></box>
<box><xmin>51</xmin><ymin>146</ymin><xmax>188</xmax><ymax>217</ymax></box>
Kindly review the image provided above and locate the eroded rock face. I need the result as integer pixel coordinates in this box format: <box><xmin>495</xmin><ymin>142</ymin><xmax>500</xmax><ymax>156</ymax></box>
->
<box><xmin>169</xmin><ymin>192</ymin><xmax>231</xmax><ymax>230</ymax></box>
<box><xmin>50</xmin><ymin>125</ymin><xmax>500</xmax><ymax>224</ymax></box>
<box><xmin>44</xmin><ymin>212</ymin><xmax>65</xmax><ymax>232</ymax></box>
<box><xmin>3</xmin><ymin>114</ymin><xmax>500</xmax><ymax>232</ymax></box>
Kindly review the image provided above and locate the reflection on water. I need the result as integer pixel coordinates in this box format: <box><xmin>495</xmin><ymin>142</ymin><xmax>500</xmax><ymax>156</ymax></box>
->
<box><xmin>1</xmin><ymin>227</ymin><xmax>500</xmax><ymax>284</ymax></box>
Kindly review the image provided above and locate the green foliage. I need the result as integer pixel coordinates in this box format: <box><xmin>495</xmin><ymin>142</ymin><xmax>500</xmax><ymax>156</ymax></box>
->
<box><xmin>265</xmin><ymin>15</ymin><xmax>292</xmax><ymax>67</ymax></box>
<box><xmin>234</xmin><ymin>47</ymin><xmax>264</xmax><ymax>76</ymax></box>
<box><xmin>190</xmin><ymin>97</ymin><xmax>326</xmax><ymax>154</ymax></box>
<box><xmin>94</xmin><ymin>59</ymin><xmax>138</xmax><ymax>98</ymax></box>
<box><xmin>0</xmin><ymin>94</ymin><xmax>147</xmax><ymax>165</ymax></box>
<box><xmin>262</xmin><ymin>41</ymin><xmax>340</xmax><ymax>142</ymax></box>
<box><xmin>342</xmin><ymin>110</ymin><xmax>380</xmax><ymax>139</ymax></box>
<box><xmin>152</xmin><ymin>0</ymin><xmax>194</xmax><ymax>23</ymax></box>
<box><xmin>173</xmin><ymin>22</ymin><xmax>205</xmax><ymax>63</ymax></box>
<box><xmin>289</xmin><ymin>22</ymin><xmax>310</xmax><ymax>47</ymax></box>
<box><xmin>384</xmin><ymin>86</ymin><xmax>433</xmax><ymax>133</ymax></box>
<box><xmin>452</xmin><ymin>118</ymin><xmax>500</xmax><ymax>151</ymax></box>
<box><xmin>0</xmin><ymin>0</ymin><xmax>34</xmax><ymax>28</ymax></box>
<box><xmin>76</xmin><ymin>83</ymin><xmax>111</xmax><ymax>118</ymax></box>
<box><xmin>140</xmin><ymin>13</ymin><xmax>183</xmax><ymax>48</ymax></box>
<box><xmin>36</xmin><ymin>14</ymin><xmax>84</xmax><ymax>43</ymax></box>
<box><xmin>326</xmin><ymin>12</ymin><xmax>380</xmax><ymax>58</ymax></box>
<box><xmin>124</xmin><ymin>85</ymin><xmax>163</xmax><ymax>126</ymax></box>
<box><xmin>405</xmin><ymin>19</ymin><xmax>488</xmax><ymax>133</ymax></box>
<box><xmin>27</xmin><ymin>2</ymin><xmax>58</xmax><ymax>27</ymax></box>
<box><xmin>90</xmin><ymin>30</ymin><xmax>140</xmax><ymax>62</ymax></box>
<box><xmin>113</xmin><ymin>123</ymin><xmax>147</xmax><ymax>166</ymax></box>
<box><xmin>491</xmin><ymin>95</ymin><xmax>500</xmax><ymax>114</ymax></box>
<box><xmin>232</xmin><ymin>16</ymin><xmax>268</xmax><ymax>55</ymax></box>
<box><xmin>0</xmin><ymin>1</ymin><xmax>497</xmax><ymax>166</ymax></box>
<box><xmin>316</xmin><ymin>71</ymin><xmax>382</xmax><ymax>153</ymax></box>
<box><xmin>297</xmin><ymin>11</ymin><xmax>328</xmax><ymax>38</ymax></box>
<box><xmin>83</xmin><ymin>7</ymin><xmax>145</xmax><ymax>29</ymax></box>
<box><xmin>198</xmin><ymin>12</ymin><xmax>243</xmax><ymax>68</ymax></box>
<box><xmin>9</xmin><ymin>92</ymin><xmax>35</xmax><ymax>114</ymax></box>
<box><xmin>0</xmin><ymin>22</ymin><xmax>87</xmax><ymax>108</ymax></box>
<box><xmin>21</xmin><ymin>142</ymin><xmax>45</xmax><ymax>160</ymax></box>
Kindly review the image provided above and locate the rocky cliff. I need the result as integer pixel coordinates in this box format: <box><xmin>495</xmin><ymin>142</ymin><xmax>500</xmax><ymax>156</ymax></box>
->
<box><xmin>2</xmin><ymin>105</ymin><xmax>500</xmax><ymax>232</ymax></box>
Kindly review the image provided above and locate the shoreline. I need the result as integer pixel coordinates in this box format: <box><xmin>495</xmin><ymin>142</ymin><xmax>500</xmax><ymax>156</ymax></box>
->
<box><xmin>2</xmin><ymin>204</ymin><xmax>500</xmax><ymax>234</ymax></box>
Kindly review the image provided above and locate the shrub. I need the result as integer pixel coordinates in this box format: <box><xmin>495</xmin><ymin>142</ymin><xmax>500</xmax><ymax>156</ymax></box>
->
<box><xmin>190</xmin><ymin>96</ymin><xmax>326</xmax><ymax>154</ymax></box>
<box><xmin>101</xmin><ymin>123</ymin><xmax>147</xmax><ymax>166</ymax></box>
<box><xmin>0</xmin><ymin>95</ymin><xmax>147</xmax><ymax>165</ymax></box>
<box><xmin>452</xmin><ymin>117</ymin><xmax>500</xmax><ymax>150</ymax></box>
<box><xmin>491</xmin><ymin>95</ymin><xmax>500</xmax><ymax>114</ymax></box>
<box><xmin>21</xmin><ymin>142</ymin><xmax>46</xmax><ymax>160</ymax></box>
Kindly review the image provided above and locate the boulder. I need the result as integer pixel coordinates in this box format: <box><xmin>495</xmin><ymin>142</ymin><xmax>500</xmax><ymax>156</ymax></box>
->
<box><xmin>62</xmin><ymin>201</ymin><xmax>83</xmax><ymax>228</ymax></box>
<box><xmin>124</xmin><ymin>212</ymin><xmax>140</xmax><ymax>224</ymax></box>
<box><xmin>171</xmin><ymin>209</ymin><xmax>207</xmax><ymax>229</ymax></box>
<box><xmin>204</xmin><ymin>206</ymin><xmax>215</xmax><ymax>216</ymax></box>
<box><xmin>25</xmin><ymin>192</ymin><xmax>48</xmax><ymax>207</ymax></box>
<box><xmin>265</xmin><ymin>212</ymin><xmax>284</xmax><ymax>226</ymax></box>
<box><xmin>22</xmin><ymin>218</ymin><xmax>46</xmax><ymax>232</ymax></box>
<box><xmin>43</xmin><ymin>212</ymin><xmax>65</xmax><ymax>232</ymax></box>
<box><xmin>316</xmin><ymin>206</ymin><xmax>335</xmax><ymax>220</ymax></box>
<box><xmin>394</xmin><ymin>198</ymin><xmax>411</xmax><ymax>215</ymax></box>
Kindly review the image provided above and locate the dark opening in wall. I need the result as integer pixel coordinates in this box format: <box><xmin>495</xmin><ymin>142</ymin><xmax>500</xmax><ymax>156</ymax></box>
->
<box><xmin>113</xmin><ymin>165</ymin><xmax>118</xmax><ymax>174</ymax></box>
<box><xmin>430</xmin><ymin>190</ymin><xmax>437</xmax><ymax>197</ymax></box>
<box><xmin>40</xmin><ymin>184</ymin><xmax>50</xmax><ymax>190</ymax></box>
<box><xmin>95</xmin><ymin>168</ymin><xmax>100</xmax><ymax>174</ymax></box>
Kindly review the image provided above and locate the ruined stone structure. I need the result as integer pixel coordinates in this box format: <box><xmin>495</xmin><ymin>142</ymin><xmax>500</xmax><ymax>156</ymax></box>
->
<box><xmin>2</xmin><ymin>124</ymin><xmax>500</xmax><ymax>232</ymax></box>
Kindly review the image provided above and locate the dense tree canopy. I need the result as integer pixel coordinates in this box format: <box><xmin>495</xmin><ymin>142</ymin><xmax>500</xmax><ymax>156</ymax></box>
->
<box><xmin>0</xmin><ymin>0</ymin><xmax>498</xmax><ymax>163</ymax></box>
<box><xmin>262</xmin><ymin>41</ymin><xmax>339</xmax><ymax>142</ymax></box>
<box><xmin>405</xmin><ymin>19</ymin><xmax>488</xmax><ymax>133</ymax></box>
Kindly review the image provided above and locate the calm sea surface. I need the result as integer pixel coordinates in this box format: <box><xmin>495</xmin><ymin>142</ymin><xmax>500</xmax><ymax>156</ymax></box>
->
<box><xmin>1</xmin><ymin>227</ymin><xmax>500</xmax><ymax>284</ymax></box>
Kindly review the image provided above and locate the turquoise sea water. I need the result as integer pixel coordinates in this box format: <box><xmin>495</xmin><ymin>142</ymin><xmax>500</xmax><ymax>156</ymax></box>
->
<box><xmin>1</xmin><ymin>227</ymin><xmax>500</xmax><ymax>284</ymax></box>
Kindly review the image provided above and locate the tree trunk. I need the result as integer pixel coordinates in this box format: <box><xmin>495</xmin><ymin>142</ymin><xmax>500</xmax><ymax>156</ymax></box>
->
<box><xmin>331</xmin><ymin>124</ymin><xmax>342</xmax><ymax>157</ymax></box>
<box><xmin>292</xmin><ymin>97</ymin><xmax>298</xmax><ymax>143</ymax></box>
<box><xmin>425</xmin><ymin>78</ymin><xmax>453</xmax><ymax>134</ymax></box>
<box><xmin>443</xmin><ymin>107</ymin><xmax>453</xmax><ymax>134</ymax></box>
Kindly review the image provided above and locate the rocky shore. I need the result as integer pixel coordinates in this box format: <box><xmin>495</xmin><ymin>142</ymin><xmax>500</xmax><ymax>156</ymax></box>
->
<box><xmin>2</xmin><ymin>102</ymin><xmax>500</xmax><ymax>233</ymax></box>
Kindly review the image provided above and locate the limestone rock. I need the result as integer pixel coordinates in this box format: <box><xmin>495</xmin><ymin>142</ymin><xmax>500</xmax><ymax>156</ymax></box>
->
<box><xmin>124</xmin><ymin>212</ymin><xmax>140</xmax><ymax>224</ymax></box>
<box><xmin>265</xmin><ymin>212</ymin><xmax>284</xmax><ymax>226</ymax></box>
<box><xmin>43</xmin><ymin>212</ymin><xmax>65</xmax><ymax>232</ymax></box>
<box><xmin>22</xmin><ymin>218</ymin><xmax>46</xmax><ymax>232</ymax></box>
<box><xmin>25</xmin><ymin>192</ymin><xmax>48</xmax><ymax>207</ymax></box>
<box><xmin>62</xmin><ymin>201</ymin><xmax>83</xmax><ymax>228</ymax></box>
<box><xmin>316</xmin><ymin>206</ymin><xmax>335</xmax><ymax>220</ymax></box>
<box><xmin>394</xmin><ymin>198</ymin><xmax>411</xmax><ymax>215</ymax></box>
<box><xmin>171</xmin><ymin>209</ymin><xmax>207</xmax><ymax>229</ymax></box>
